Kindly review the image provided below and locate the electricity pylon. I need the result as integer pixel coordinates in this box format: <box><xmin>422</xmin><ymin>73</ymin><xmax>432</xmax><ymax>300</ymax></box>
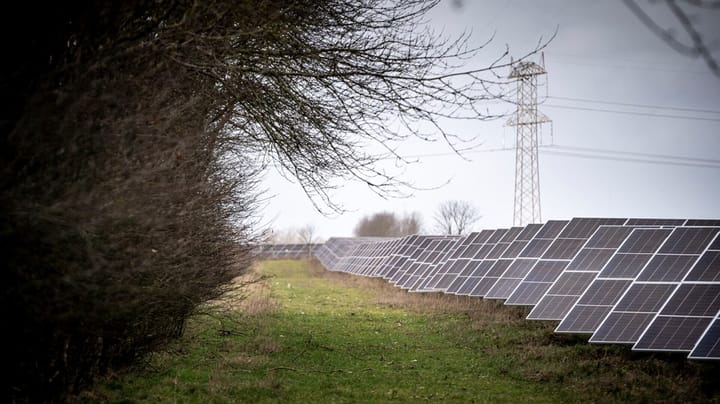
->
<box><xmin>507</xmin><ymin>57</ymin><xmax>550</xmax><ymax>226</ymax></box>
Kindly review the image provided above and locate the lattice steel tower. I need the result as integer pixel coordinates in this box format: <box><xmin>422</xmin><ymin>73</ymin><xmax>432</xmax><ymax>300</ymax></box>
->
<box><xmin>507</xmin><ymin>58</ymin><xmax>550</xmax><ymax>226</ymax></box>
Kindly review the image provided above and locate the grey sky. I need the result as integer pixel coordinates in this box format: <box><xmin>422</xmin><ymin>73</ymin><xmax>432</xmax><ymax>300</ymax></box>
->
<box><xmin>260</xmin><ymin>1</ymin><xmax>720</xmax><ymax>240</ymax></box>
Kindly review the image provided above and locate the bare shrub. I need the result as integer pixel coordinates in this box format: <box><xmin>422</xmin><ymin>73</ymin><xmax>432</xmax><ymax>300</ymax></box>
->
<box><xmin>1</xmin><ymin>3</ymin><xmax>260</xmax><ymax>401</ymax></box>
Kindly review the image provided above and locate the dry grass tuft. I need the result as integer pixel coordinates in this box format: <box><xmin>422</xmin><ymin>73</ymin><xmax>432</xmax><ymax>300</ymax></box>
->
<box><xmin>208</xmin><ymin>269</ymin><xmax>277</xmax><ymax>316</ymax></box>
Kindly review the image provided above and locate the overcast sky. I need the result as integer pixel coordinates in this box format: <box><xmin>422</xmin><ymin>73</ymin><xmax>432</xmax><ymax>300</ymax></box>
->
<box><xmin>259</xmin><ymin>0</ymin><xmax>720</xmax><ymax>240</ymax></box>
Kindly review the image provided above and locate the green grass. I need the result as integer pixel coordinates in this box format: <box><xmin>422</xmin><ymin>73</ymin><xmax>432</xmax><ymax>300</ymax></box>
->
<box><xmin>77</xmin><ymin>260</ymin><xmax>720</xmax><ymax>403</ymax></box>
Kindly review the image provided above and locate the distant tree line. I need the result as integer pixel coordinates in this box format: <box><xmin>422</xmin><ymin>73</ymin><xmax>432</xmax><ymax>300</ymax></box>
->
<box><xmin>354</xmin><ymin>211</ymin><xmax>423</xmax><ymax>237</ymax></box>
<box><xmin>353</xmin><ymin>200</ymin><xmax>480</xmax><ymax>238</ymax></box>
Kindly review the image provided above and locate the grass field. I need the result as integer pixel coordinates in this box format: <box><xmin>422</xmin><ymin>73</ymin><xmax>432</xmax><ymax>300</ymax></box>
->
<box><xmin>78</xmin><ymin>259</ymin><xmax>720</xmax><ymax>403</ymax></box>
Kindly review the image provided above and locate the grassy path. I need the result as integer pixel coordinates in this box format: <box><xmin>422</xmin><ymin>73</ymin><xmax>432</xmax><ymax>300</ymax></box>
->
<box><xmin>80</xmin><ymin>260</ymin><xmax>719</xmax><ymax>403</ymax></box>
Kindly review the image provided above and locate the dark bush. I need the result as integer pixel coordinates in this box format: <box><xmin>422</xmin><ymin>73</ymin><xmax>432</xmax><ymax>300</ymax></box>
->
<box><xmin>1</xmin><ymin>2</ymin><xmax>259</xmax><ymax>401</ymax></box>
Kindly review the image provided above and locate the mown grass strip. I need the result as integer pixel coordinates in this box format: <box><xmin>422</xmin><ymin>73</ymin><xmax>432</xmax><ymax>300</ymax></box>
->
<box><xmin>78</xmin><ymin>260</ymin><xmax>719</xmax><ymax>403</ymax></box>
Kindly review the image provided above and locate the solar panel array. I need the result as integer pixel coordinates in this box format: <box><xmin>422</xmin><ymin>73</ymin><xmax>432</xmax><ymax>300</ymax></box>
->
<box><xmin>255</xmin><ymin>243</ymin><xmax>322</xmax><ymax>260</ymax></box>
<box><xmin>307</xmin><ymin>218</ymin><xmax>720</xmax><ymax>361</ymax></box>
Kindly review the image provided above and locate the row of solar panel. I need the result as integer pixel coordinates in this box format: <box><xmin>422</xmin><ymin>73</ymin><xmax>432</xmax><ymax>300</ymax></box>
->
<box><xmin>254</xmin><ymin>243</ymin><xmax>322</xmax><ymax>260</ymax></box>
<box><xmin>311</xmin><ymin>218</ymin><xmax>720</xmax><ymax>360</ymax></box>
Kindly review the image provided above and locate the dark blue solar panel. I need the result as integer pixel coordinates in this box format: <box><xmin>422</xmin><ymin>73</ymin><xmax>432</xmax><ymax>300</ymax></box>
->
<box><xmin>689</xmin><ymin>319</ymin><xmax>720</xmax><ymax>359</ymax></box>
<box><xmin>659</xmin><ymin>227</ymin><xmax>719</xmax><ymax>254</ymax></box>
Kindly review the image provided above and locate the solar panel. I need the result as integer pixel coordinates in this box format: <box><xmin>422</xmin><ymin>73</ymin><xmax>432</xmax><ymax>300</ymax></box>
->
<box><xmin>410</xmin><ymin>237</ymin><xmax>458</xmax><ymax>290</ymax></box>
<box><xmin>502</xmin><ymin>240</ymin><xmax>529</xmax><ymax>258</ymax></box>
<box><xmin>516</xmin><ymin>223</ymin><xmax>544</xmax><ymax>240</ymax></box>
<box><xmin>500</xmin><ymin>226</ymin><xmax>524</xmax><ymax>242</ymax></box>
<box><xmin>618</xmin><ymin>228</ymin><xmax>674</xmax><ymax>253</ymax></box>
<box><xmin>636</xmin><ymin>255</ymin><xmax>698</xmax><ymax>282</ymax></box>
<box><xmin>519</xmin><ymin>238</ymin><xmax>554</xmax><ymax>258</ymax></box>
<box><xmin>398</xmin><ymin>239</ymin><xmax>440</xmax><ymax>289</ymax></box>
<box><xmin>423</xmin><ymin>230</ymin><xmax>494</xmax><ymax>290</ymax></box>
<box><xmin>432</xmin><ymin>259</ymin><xmax>472</xmax><ymax>290</ymax></box>
<box><xmin>373</xmin><ymin>239</ymin><xmax>404</xmax><ymax>278</ymax></box>
<box><xmin>535</xmin><ymin>220</ymin><xmax>571</xmax><ymax>239</ymax></box>
<box><xmin>467</xmin><ymin>259</ymin><xmax>513</xmax><ymax>297</ymax></box>
<box><xmin>689</xmin><ymin>314</ymin><xmax>720</xmax><ymax>359</ymax></box>
<box><xmin>634</xmin><ymin>256</ymin><xmax>720</xmax><ymax>352</ymax></box>
<box><xmin>542</xmin><ymin>238</ymin><xmax>586</xmax><ymax>260</ymax></box>
<box><xmin>485</xmin><ymin>258</ymin><xmax>538</xmax><ymax>299</ymax></box>
<box><xmin>634</xmin><ymin>317</ymin><xmax>715</xmax><ymax>352</ymax></box>
<box><xmin>388</xmin><ymin>236</ymin><xmax>425</xmax><ymax>283</ymax></box>
<box><xmin>446</xmin><ymin>261</ymin><xmax>494</xmax><ymax>294</ymax></box>
<box><xmin>625</xmin><ymin>218</ymin><xmax>687</xmax><ymax>226</ymax></box>
<box><xmin>556</xmin><ymin>279</ymin><xmax>632</xmax><ymax>333</ymax></box>
<box><xmin>406</xmin><ymin>237</ymin><xmax>460</xmax><ymax>291</ymax></box>
<box><xmin>256</xmin><ymin>243</ymin><xmax>322</xmax><ymax>260</ymax></box>
<box><xmin>658</xmin><ymin>227</ymin><xmax>718</xmax><ymax>254</ymax></box>
<box><xmin>558</xmin><ymin>218</ymin><xmax>627</xmax><ymax>239</ymax></box>
<box><xmin>590</xmin><ymin>283</ymin><xmax>677</xmax><ymax>343</ymax></box>
<box><xmin>505</xmin><ymin>221</ymin><xmax>572</xmax><ymax>305</ymax></box>
<box><xmin>488</xmin><ymin>228</ymin><xmax>509</xmax><ymax>243</ymax></box>
<box><xmin>685</xmin><ymin>220</ymin><xmax>720</xmax><ymax>227</ymax></box>
<box><xmin>468</xmin><ymin>225</ymin><xmax>530</xmax><ymax>298</ymax></box>
<box><xmin>685</xmin><ymin>250</ymin><xmax>720</xmax><ymax>281</ymax></box>
<box><xmin>591</xmin><ymin>227</ymin><xmax>720</xmax><ymax>345</ymax></box>
<box><xmin>529</xmin><ymin>225</ymin><xmax>634</xmax><ymax>320</ymax></box>
<box><xmin>505</xmin><ymin>260</ymin><xmax>568</xmax><ymax>305</ymax></box>
<box><xmin>575</xmin><ymin>280</ymin><xmax>632</xmax><ymax>306</ymax></box>
<box><xmin>583</xmin><ymin>226</ymin><xmax>635</xmax><ymax>249</ymax></box>
<box><xmin>440</xmin><ymin>228</ymin><xmax>509</xmax><ymax>294</ymax></box>
<box><xmin>371</xmin><ymin>238</ymin><xmax>407</xmax><ymax>277</ymax></box>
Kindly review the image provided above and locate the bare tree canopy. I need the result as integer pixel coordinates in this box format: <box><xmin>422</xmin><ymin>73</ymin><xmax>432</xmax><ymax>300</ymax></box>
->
<box><xmin>297</xmin><ymin>224</ymin><xmax>317</xmax><ymax>243</ymax></box>
<box><xmin>434</xmin><ymin>200</ymin><xmax>481</xmax><ymax>235</ymax></box>
<box><xmin>162</xmin><ymin>0</ymin><xmax>546</xmax><ymax>212</ymax></box>
<box><xmin>354</xmin><ymin>211</ymin><xmax>422</xmax><ymax>237</ymax></box>
<box><xmin>623</xmin><ymin>0</ymin><xmax>720</xmax><ymax>77</ymax></box>
<box><xmin>0</xmin><ymin>1</ymin><xmax>545</xmax><ymax>400</ymax></box>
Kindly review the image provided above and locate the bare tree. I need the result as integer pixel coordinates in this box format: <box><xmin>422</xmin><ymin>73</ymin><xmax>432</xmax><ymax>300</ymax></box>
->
<box><xmin>397</xmin><ymin>212</ymin><xmax>423</xmax><ymax>236</ymax></box>
<box><xmin>434</xmin><ymin>200</ymin><xmax>482</xmax><ymax>235</ymax></box>
<box><xmin>1</xmin><ymin>1</ymin><xmax>546</xmax><ymax>400</ymax></box>
<box><xmin>297</xmin><ymin>224</ymin><xmax>318</xmax><ymax>257</ymax></box>
<box><xmin>623</xmin><ymin>0</ymin><xmax>720</xmax><ymax>77</ymax></box>
<box><xmin>171</xmin><ymin>0</ymin><xmax>550</xmax><ymax>213</ymax></box>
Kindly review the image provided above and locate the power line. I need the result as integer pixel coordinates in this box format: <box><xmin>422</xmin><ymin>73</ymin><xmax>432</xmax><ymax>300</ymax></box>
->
<box><xmin>549</xmin><ymin>144</ymin><xmax>720</xmax><ymax>164</ymax></box>
<box><xmin>545</xmin><ymin>55</ymin><xmax>713</xmax><ymax>76</ymax></box>
<box><xmin>541</xmin><ymin>146</ymin><xmax>720</xmax><ymax>169</ymax></box>
<box><xmin>383</xmin><ymin>144</ymin><xmax>720</xmax><ymax>165</ymax></box>
<box><xmin>547</xmin><ymin>96</ymin><xmax>720</xmax><ymax>115</ymax></box>
<box><xmin>541</xmin><ymin>149</ymin><xmax>720</xmax><ymax>168</ymax></box>
<box><xmin>543</xmin><ymin>104</ymin><xmax>720</xmax><ymax>122</ymax></box>
<box><xmin>400</xmin><ymin>146</ymin><xmax>512</xmax><ymax>159</ymax></box>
